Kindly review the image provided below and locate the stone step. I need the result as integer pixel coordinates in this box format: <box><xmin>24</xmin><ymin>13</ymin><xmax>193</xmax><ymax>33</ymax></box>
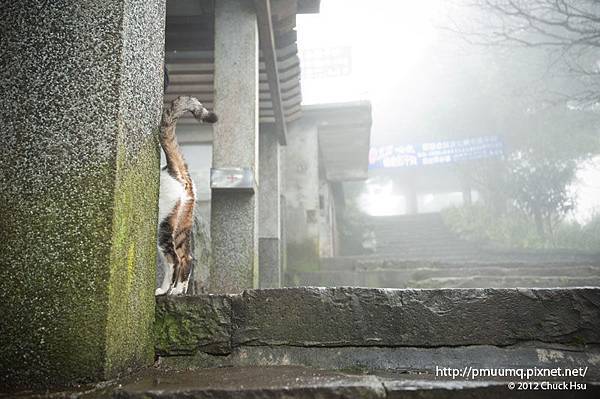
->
<box><xmin>371</xmin><ymin>222</ymin><xmax>453</xmax><ymax>231</ymax></box>
<box><xmin>372</xmin><ymin>232</ymin><xmax>457</xmax><ymax>241</ymax></box>
<box><xmin>110</xmin><ymin>366</ymin><xmax>600</xmax><ymax>398</ymax></box>
<box><xmin>409</xmin><ymin>276</ymin><xmax>600</xmax><ymax>289</ymax></box>
<box><xmin>373</xmin><ymin>247</ymin><xmax>481</xmax><ymax>257</ymax></box>
<box><xmin>90</xmin><ymin>287</ymin><xmax>600</xmax><ymax>399</ymax></box>
<box><xmin>374</xmin><ymin>237</ymin><xmax>460</xmax><ymax>244</ymax></box>
<box><xmin>153</xmin><ymin>288</ymin><xmax>600</xmax><ymax>380</ymax></box>
<box><xmin>362</xmin><ymin>253</ymin><xmax>491</xmax><ymax>262</ymax></box>
<box><xmin>320</xmin><ymin>256</ymin><xmax>600</xmax><ymax>270</ymax></box>
<box><xmin>319</xmin><ymin>263</ymin><xmax>600</xmax><ymax>277</ymax></box>
<box><xmin>290</xmin><ymin>270</ymin><xmax>600</xmax><ymax>288</ymax></box>
<box><xmin>373</xmin><ymin>239</ymin><xmax>477</xmax><ymax>248</ymax></box>
<box><xmin>367</xmin><ymin>213</ymin><xmax>445</xmax><ymax>224</ymax></box>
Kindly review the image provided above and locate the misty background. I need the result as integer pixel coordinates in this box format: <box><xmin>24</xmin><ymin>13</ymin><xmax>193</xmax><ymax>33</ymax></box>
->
<box><xmin>296</xmin><ymin>0</ymin><xmax>600</xmax><ymax>230</ymax></box>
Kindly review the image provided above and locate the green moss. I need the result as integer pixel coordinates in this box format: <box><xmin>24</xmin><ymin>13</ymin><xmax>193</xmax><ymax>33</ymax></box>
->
<box><xmin>154</xmin><ymin>296</ymin><xmax>232</xmax><ymax>356</ymax></box>
<box><xmin>286</xmin><ymin>239</ymin><xmax>320</xmax><ymax>273</ymax></box>
<box><xmin>105</xmin><ymin>138</ymin><xmax>160</xmax><ymax>377</ymax></box>
<box><xmin>285</xmin><ymin>239</ymin><xmax>320</xmax><ymax>285</ymax></box>
<box><xmin>0</xmin><ymin>136</ymin><xmax>160</xmax><ymax>389</ymax></box>
<box><xmin>570</xmin><ymin>335</ymin><xmax>587</xmax><ymax>347</ymax></box>
<box><xmin>0</xmin><ymin>163</ymin><xmax>116</xmax><ymax>388</ymax></box>
<box><xmin>154</xmin><ymin>311</ymin><xmax>198</xmax><ymax>354</ymax></box>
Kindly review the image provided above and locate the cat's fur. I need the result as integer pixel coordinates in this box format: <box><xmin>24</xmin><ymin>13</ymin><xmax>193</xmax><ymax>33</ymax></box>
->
<box><xmin>155</xmin><ymin>96</ymin><xmax>217</xmax><ymax>295</ymax></box>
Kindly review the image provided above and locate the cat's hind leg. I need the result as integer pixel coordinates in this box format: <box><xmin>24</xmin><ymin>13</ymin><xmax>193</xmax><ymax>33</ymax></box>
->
<box><xmin>155</xmin><ymin>247</ymin><xmax>174</xmax><ymax>296</ymax></box>
<box><xmin>156</xmin><ymin>211</ymin><xmax>178</xmax><ymax>296</ymax></box>
<box><xmin>170</xmin><ymin>199</ymin><xmax>195</xmax><ymax>295</ymax></box>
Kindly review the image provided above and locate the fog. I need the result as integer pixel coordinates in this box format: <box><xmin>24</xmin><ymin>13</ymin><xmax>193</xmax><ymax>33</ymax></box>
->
<box><xmin>297</xmin><ymin>0</ymin><xmax>600</xmax><ymax>224</ymax></box>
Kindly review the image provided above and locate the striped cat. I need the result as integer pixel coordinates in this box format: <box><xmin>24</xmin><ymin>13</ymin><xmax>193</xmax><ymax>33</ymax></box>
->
<box><xmin>155</xmin><ymin>96</ymin><xmax>218</xmax><ymax>295</ymax></box>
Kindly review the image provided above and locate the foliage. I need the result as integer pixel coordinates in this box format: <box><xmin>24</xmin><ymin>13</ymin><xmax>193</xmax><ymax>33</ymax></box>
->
<box><xmin>505</xmin><ymin>150</ymin><xmax>577</xmax><ymax>238</ymax></box>
<box><xmin>442</xmin><ymin>203</ymin><xmax>545</xmax><ymax>248</ymax></box>
<box><xmin>453</xmin><ymin>99</ymin><xmax>599</xmax><ymax>239</ymax></box>
<box><xmin>442</xmin><ymin>203</ymin><xmax>600</xmax><ymax>251</ymax></box>
<box><xmin>553</xmin><ymin>213</ymin><xmax>600</xmax><ymax>250</ymax></box>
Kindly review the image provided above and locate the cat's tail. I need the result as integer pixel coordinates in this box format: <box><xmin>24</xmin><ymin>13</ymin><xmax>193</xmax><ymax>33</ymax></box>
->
<box><xmin>160</xmin><ymin>96</ymin><xmax>218</xmax><ymax>181</ymax></box>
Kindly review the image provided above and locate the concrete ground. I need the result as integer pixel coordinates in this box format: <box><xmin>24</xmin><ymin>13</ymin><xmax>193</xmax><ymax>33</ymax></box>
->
<box><xmin>9</xmin><ymin>366</ymin><xmax>600</xmax><ymax>398</ymax></box>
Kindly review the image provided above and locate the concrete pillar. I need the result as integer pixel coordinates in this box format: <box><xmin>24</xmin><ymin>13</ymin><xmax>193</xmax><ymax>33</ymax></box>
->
<box><xmin>406</xmin><ymin>187</ymin><xmax>419</xmax><ymax>215</ymax></box>
<box><xmin>259</xmin><ymin>128</ymin><xmax>281</xmax><ymax>288</ymax></box>
<box><xmin>210</xmin><ymin>0</ymin><xmax>259</xmax><ymax>293</ymax></box>
<box><xmin>0</xmin><ymin>0</ymin><xmax>165</xmax><ymax>388</ymax></box>
<box><xmin>283</xmin><ymin>120</ymin><xmax>321</xmax><ymax>280</ymax></box>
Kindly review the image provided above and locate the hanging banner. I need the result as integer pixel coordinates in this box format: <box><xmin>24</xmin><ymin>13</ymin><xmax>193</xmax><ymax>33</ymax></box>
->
<box><xmin>369</xmin><ymin>136</ymin><xmax>504</xmax><ymax>169</ymax></box>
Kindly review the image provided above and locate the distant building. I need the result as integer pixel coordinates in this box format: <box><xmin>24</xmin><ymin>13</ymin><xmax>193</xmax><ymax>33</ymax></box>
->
<box><xmin>283</xmin><ymin>102</ymin><xmax>372</xmax><ymax>282</ymax></box>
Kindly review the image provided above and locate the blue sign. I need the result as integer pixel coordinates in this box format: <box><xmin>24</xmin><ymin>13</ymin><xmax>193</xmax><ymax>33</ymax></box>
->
<box><xmin>369</xmin><ymin>136</ymin><xmax>504</xmax><ymax>169</ymax></box>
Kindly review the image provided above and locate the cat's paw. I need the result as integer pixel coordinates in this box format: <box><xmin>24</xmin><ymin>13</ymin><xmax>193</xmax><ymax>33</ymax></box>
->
<box><xmin>170</xmin><ymin>281</ymin><xmax>188</xmax><ymax>296</ymax></box>
<box><xmin>155</xmin><ymin>287</ymin><xmax>168</xmax><ymax>296</ymax></box>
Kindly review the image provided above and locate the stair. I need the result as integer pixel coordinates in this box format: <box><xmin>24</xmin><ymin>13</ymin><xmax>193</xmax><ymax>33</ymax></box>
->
<box><xmin>146</xmin><ymin>288</ymin><xmax>599</xmax><ymax>398</ymax></box>
<box><xmin>367</xmin><ymin>213</ymin><xmax>483</xmax><ymax>259</ymax></box>
<box><xmin>13</xmin><ymin>288</ymin><xmax>600</xmax><ymax>398</ymax></box>
<box><xmin>287</xmin><ymin>212</ymin><xmax>600</xmax><ymax>288</ymax></box>
<box><xmin>290</xmin><ymin>257</ymin><xmax>600</xmax><ymax>288</ymax></box>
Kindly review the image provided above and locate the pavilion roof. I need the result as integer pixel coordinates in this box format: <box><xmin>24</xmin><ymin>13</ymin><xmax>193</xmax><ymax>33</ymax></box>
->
<box><xmin>164</xmin><ymin>0</ymin><xmax>320</xmax><ymax>127</ymax></box>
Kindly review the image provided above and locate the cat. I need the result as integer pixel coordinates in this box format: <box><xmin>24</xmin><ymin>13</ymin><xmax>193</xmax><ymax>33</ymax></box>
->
<box><xmin>155</xmin><ymin>95</ymin><xmax>218</xmax><ymax>295</ymax></box>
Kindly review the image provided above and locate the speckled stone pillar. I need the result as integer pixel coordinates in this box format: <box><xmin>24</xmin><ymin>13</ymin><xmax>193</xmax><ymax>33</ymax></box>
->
<box><xmin>259</xmin><ymin>128</ymin><xmax>281</xmax><ymax>288</ymax></box>
<box><xmin>0</xmin><ymin>0</ymin><xmax>165</xmax><ymax>388</ymax></box>
<box><xmin>210</xmin><ymin>0</ymin><xmax>259</xmax><ymax>293</ymax></box>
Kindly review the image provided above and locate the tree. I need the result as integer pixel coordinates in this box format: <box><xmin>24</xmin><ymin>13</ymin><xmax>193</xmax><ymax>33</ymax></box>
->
<box><xmin>506</xmin><ymin>150</ymin><xmax>577</xmax><ymax>239</ymax></box>
<box><xmin>445</xmin><ymin>0</ymin><xmax>600</xmax><ymax>107</ymax></box>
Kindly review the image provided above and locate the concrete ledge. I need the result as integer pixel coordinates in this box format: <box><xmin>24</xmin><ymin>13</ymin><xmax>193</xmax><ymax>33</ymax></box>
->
<box><xmin>155</xmin><ymin>287</ymin><xmax>600</xmax><ymax>353</ymax></box>
<box><xmin>231</xmin><ymin>287</ymin><xmax>600</xmax><ymax>347</ymax></box>
<box><xmin>155</xmin><ymin>295</ymin><xmax>231</xmax><ymax>356</ymax></box>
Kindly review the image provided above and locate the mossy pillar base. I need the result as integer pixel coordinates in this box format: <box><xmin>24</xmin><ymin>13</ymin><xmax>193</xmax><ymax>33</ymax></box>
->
<box><xmin>0</xmin><ymin>0</ymin><xmax>166</xmax><ymax>388</ymax></box>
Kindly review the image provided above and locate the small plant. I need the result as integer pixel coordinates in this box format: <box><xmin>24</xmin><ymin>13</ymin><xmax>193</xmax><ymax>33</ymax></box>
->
<box><xmin>442</xmin><ymin>204</ymin><xmax>600</xmax><ymax>251</ymax></box>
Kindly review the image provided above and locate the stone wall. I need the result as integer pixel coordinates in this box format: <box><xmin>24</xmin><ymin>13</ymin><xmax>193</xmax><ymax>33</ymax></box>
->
<box><xmin>155</xmin><ymin>288</ymin><xmax>600</xmax><ymax>377</ymax></box>
<box><xmin>0</xmin><ymin>0</ymin><xmax>165</xmax><ymax>387</ymax></box>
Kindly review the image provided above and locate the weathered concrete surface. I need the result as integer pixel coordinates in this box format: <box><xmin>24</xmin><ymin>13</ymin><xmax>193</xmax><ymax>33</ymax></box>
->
<box><xmin>231</xmin><ymin>288</ymin><xmax>600</xmax><ymax>347</ymax></box>
<box><xmin>259</xmin><ymin>237</ymin><xmax>282</xmax><ymax>288</ymax></box>
<box><xmin>159</xmin><ymin>344</ymin><xmax>600</xmax><ymax>380</ymax></box>
<box><xmin>155</xmin><ymin>296</ymin><xmax>231</xmax><ymax>356</ymax></box>
<box><xmin>209</xmin><ymin>0</ymin><xmax>259</xmax><ymax>293</ymax></box>
<box><xmin>114</xmin><ymin>367</ymin><xmax>386</xmax><ymax>399</ymax></box>
<box><xmin>154</xmin><ymin>288</ymin><xmax>600</xmax><ymax>363</ymax></box>
<box><xmin>12</xmin><ymin>366</ymin><xmax>598</xmax><ymax>398</ymax></box>
<box><xmin>0</xmin><ymin>0</ymin><xmax>165</xmax><ymax>388</ymax></box>
<box><xmin>152</xmin><ymin>287</ymin><xmax>600</xmax><ymax>396</ymax></box>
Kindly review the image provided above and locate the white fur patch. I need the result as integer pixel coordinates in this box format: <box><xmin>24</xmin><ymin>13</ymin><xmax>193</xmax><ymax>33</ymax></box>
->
<box><xmin>159</xmin><ymin>170</ymin><xmax>187</xmax><ymax>221</ymax></box>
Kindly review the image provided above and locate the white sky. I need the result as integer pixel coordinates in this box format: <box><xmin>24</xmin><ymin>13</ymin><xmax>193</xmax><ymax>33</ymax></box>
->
<box><xmin>297</xmin><ymin>0</ymin><xmax>441</xmax><ymax>108</ymax></box>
